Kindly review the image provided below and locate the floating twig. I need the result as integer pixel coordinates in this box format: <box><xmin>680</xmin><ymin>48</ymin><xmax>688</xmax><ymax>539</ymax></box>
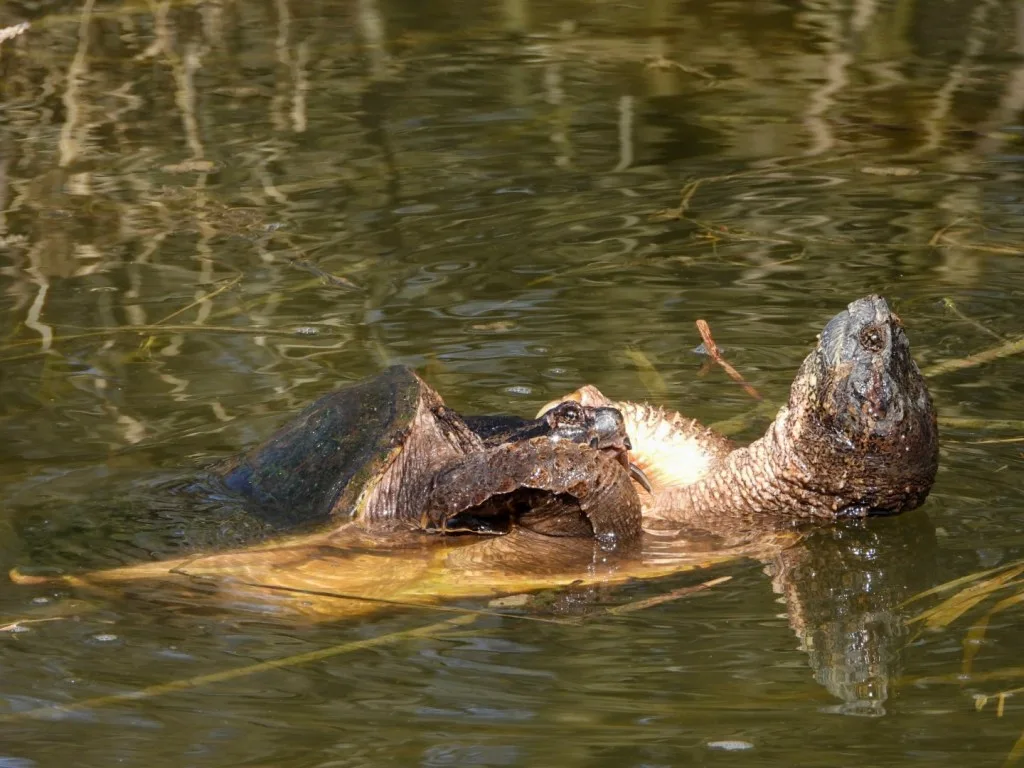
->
<box><xmin>290</xmin><ymin>258</ymin><xmax>360</xmax><ymax>291</ymax></box>
<box><xmin>690</xmin><ymin>218</ymin><xmax>797</xmax><ymax>246</ymax></box>
<box><xmin>0</xmin><ymin>617</ymin><xmax>67</xmax><ymax>633</ymax></box>
<box><xmin>695</xmin><ymin>319</ymin><xmax>762</xmax><ymax>401</ymax></box>
<box><xmin>928</xmin><ymin>217</ymin><xmax>969</xmax><ymax>247</ymax></box>
<box><xmin>152</xmin><ymin>275</ymin><xmax>242</xmax><ymax>326</ymax></box>
<box><xmin>650</xmin><ymin>154</ymin><xmax>854</xmax><ymax>222</ymax></box>
<box><xmin>652</xmin><ymin>180</ymin><xmax>703</xmax><ymax>220</ymax></box>
<box><xmin>643</xmin><ymin>56</ymin><xmax>715</xmax><ymax>81</ymax></box>
<box><xmin>931</xmin><ymin>225</ymin><xmax>1024</xmax><ymax>256</ymax></box>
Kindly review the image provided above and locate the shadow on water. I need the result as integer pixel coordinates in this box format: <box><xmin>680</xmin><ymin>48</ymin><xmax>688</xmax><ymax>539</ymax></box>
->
<box><xmin>1</xmin><ymin>0</ymin><xmax>1024</xmax><ymax>765</ymax></box>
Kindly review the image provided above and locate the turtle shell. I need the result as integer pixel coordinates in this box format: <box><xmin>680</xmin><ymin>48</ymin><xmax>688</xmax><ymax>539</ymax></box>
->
<box><xmin>219</xmin><ymin>366</ymin><xmax>442</xmax><ymax>530</ymax></box>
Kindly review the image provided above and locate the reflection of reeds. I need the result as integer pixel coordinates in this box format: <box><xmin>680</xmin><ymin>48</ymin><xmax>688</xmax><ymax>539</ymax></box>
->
<box><xmin>655</xmin><ymin>170</ymin><xmax>1024</xmax><ymax>379</ymax></box>
<box><xmin>907</xmin><ymin>560</ymin><xmax>1024</xmax><ymax>766</ymax></box>
<box><xmin>4</xmin><ymin>1</ymin><xmax>1022</xmax><ymax>387</ymax></box>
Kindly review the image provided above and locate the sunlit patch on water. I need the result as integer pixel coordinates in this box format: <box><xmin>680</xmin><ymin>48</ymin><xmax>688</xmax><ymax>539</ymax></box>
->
<box><xmin>706</xmin><ymin>740</ymin><xmax>755</xmax><ymax>751</ymax></box>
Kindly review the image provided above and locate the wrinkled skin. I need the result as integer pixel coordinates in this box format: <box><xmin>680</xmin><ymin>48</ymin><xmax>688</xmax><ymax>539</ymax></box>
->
<box><xmin>660</xmin><ymin>294</ymin><xmax>938</xmax><ymax>526</ymax></box>
<box><xmin>421</xmin><ymin>438</ymin><xmax>640</xmax><ymax>544</ymax></box>
<box><xmin>20</xmin><ymin>296</ymin><xmax>938</xmax><ymax>579</ymax></box>
<box><xmin>526</xmin><ymin>294</ymin><xmax>941</xmax><ymax>712</ymax></box>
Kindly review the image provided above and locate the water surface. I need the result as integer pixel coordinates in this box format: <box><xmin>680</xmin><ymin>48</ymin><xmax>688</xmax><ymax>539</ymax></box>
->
<box><xmin>1</xmin><ymin>1</ymin><xmax>1023</xmax><ymax>766</ymax></box>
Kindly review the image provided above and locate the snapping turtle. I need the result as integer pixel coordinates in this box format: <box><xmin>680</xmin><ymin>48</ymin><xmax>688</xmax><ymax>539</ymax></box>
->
<box><xmin>13</xmin><ymin>295</ymin><xmax>938</xmax><ymax>622</ymax></box>
<box><xmin>218</xmin><ymin>365</ymin><xmax>643</xmax><ymax>550</ymax></box>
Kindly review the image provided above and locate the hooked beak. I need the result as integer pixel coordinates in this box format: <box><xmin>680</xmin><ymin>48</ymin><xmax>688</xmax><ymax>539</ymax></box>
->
<box><xmin>600</xmin><ymin>436</ymin><xmax>653</xmax><ymax>494</ymax></box>
<box><xmin>608</xmin><ymin>443</ymin><xmax>653</xmax><ymax>494</ymax></box>
<box><xmin>629</xmin><ymin>463</ymin><xmax>653</xmax><ymax>494</ymax></box>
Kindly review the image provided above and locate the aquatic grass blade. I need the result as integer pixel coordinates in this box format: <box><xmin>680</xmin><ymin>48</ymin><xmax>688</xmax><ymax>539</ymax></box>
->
<box><xmin>904</xmin><ymin>560</ymin><xmax>1024</xmax><ymax>607</ymax></box>
<box><xmin>962</xmin><ymin>590</ymin><xmax>1024</xmax><ymax>674</ymax></box>
<box><xmin>909</xmin><ymin>567</ymin><xmax>1024</xmax><ymax>630</ymax></box>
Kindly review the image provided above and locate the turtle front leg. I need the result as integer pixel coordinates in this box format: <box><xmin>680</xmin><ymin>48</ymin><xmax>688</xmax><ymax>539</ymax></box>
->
<box><xmin>418</xmin><ymin>438</ymin><xmax>642</xmax><ymax>553</ymax></box>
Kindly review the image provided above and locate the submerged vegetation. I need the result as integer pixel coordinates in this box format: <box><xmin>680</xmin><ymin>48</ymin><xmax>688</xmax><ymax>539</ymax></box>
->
<box><xmin>907</xmin><ymin>562</ymin><xmax>1024</xmax><ymax>766</ymax></box>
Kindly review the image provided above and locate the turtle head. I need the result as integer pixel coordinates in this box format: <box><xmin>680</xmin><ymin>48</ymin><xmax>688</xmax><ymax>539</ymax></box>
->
<box><xmin>785</xmin><ymin>295</ymin><xmax>938</xmax><ymax>516</ymax></box>
<box><xmin>543</xmin><ymin>401</ymin><xmax>653</xmax><ymax>493</ymax></box>
<box><xmin>543</xmin><ymin>401</ymin><xmax>629</xmax><ymax>450</ymax></box>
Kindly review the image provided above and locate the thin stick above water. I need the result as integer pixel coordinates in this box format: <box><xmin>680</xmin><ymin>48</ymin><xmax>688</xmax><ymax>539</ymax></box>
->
<box><xmin>695</xmin><ymin>319</ymin><xmax>762</xmax><ymax>401</ymax></box>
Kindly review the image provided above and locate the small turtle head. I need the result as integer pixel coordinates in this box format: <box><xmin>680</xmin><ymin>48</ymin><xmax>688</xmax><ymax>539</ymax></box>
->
<box><xmin>542</xmin><ymin>401</ymin><xmax>631</xmax><ymax>451</ymax></box>
<box><xmin>543</xmin><ymin>402</ymin><xmax>651</xmax><ymax>492</ymax></box>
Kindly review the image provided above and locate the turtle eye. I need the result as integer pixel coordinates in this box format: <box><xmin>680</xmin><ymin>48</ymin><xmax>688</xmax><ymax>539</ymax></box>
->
<box><xmin>859</xmin><ymin>325</ymin><xmax>885</xmax><ymax>353</ymax></box>
<box><xmin>556</xmin><ymin>402</ymin><xmax>583</xmax><ymax>423</ymax></box>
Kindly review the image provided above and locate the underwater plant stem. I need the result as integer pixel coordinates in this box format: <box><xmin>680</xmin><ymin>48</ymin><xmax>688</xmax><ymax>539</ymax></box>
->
<box><xmin>604</xmin><ymin>575</ymin><xmax>732</xmax><ymax>615</ymax></box>
<box><xmin>0</xmin><ymin>572</ymin><xmax>735</xmax><ymax>720</ymax></box>
<box><xmin>923</xmin><ymin>336</ymin><xmax>1024</xmax><ymax>378</ymax></box>
<box><xmin>941</xmin><ymin>297</ymin><xmax>1005</xmax><ymax>341</ymax></box>
<box><xmin>0</xmin><ymin>614</ymin><xmax>476</xmax><ymax>722</ymax></box>
<box><xmin>235</xmin><ymin>581</ymin><xmax>578</xmax><ymax>625</ymax></box>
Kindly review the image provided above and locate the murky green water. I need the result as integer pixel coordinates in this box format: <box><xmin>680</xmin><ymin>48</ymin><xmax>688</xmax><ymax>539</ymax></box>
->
<box><xmin>2</xmin><ymin>0</ymin><xmax>1024</xmax><ymax>765</ymax></box>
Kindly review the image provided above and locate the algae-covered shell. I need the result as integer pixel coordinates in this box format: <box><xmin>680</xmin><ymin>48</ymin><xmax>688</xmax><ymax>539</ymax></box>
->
<box><xmin>220</xmin><ymin>366</ymin><xmax>442</xmax><ymax>530</ymax></box>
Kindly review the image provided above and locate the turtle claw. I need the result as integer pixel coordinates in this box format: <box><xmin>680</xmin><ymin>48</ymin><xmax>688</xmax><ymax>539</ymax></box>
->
<box><xmin>629</xmin><ymin>463</ymin><xmax>653</xmax><ymax>494</ymax></box>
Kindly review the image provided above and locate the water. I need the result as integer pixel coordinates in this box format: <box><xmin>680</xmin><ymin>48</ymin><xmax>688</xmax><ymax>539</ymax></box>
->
<box><xmin>1</xmin><ymin>0</ymin><xmax>1024</xmax><ymax>765</ymax></box>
